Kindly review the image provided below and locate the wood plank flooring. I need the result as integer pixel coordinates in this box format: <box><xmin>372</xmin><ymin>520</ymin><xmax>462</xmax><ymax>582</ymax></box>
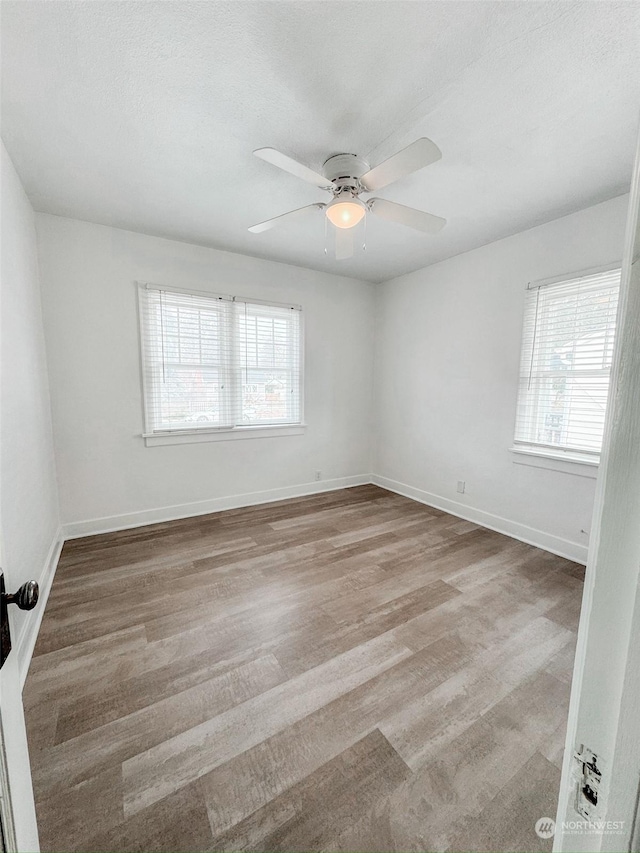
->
<box><xmin>23</xmin><ymin>485</ymin><xmax>583</xmax><ymax>852</ymax></box>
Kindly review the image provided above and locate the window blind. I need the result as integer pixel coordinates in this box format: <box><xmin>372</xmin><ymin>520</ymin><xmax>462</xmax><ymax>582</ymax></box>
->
<box><xmin>138</xmin><ymin>284</ymin><xmax>302</xmax><ymax>433</ymax></box>
<box><xmin>514</xmin><ymin>266</ymin><xmax>621</xmax><ymax>460</ymax></box>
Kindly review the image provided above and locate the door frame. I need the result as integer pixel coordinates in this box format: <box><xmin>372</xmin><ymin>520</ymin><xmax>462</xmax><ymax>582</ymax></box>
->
<box><xmin>554</xmin><ymin>122</ymin><xmax>640</xmax><ymax>852</ymax></box>
<box><xmin>0</xmin><ymin>716</ymin><xmax>18</xmax><ymax>852</ymax></box>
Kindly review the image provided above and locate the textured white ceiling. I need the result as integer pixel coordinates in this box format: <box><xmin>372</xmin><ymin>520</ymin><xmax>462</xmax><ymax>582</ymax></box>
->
<box><xmin>2</xmin><ymin>1</ymin><xmax>640</xmax><ymax>283</ymax></box>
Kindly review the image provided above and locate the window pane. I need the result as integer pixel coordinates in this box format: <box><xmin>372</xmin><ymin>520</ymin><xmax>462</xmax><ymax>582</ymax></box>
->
<box><xmin>241</xmin><ymin>369</ymin><xmax>294</xmax><ymax>423</ymax></box>
<box><xmin>237</xmin><ymin>302</ymin><xmax>301</xmax><ymax>425</ymax></box>
<box><xmin>514</xmin><ymin>268</ymin><xmax>620</xmax><ymax>458</ymax></box>
<box><xmin>158</xmin><ymin>366</ymin><xmax>223</xmax><ymax>427</ymax></box>
<box><xmin>140</xmin><ymin>287</ymin><xmax>302</xmax><ymax>433</ymax></box>
<box><xmin>523</xmin><ymin>375</ymin><xmax>610</xmax><ymax>453</ymax></box>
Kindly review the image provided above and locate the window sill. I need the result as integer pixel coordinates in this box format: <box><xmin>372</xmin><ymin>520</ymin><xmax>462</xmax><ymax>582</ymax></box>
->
<box><xmin>510</xmin><ymin>446</ymin><xmax>599</xmax><ymax>478</ymax></box>
<box><xmin>143</xmin><ymin>424</ymin><xmax>307</xmax><ymax>447</ymax></box>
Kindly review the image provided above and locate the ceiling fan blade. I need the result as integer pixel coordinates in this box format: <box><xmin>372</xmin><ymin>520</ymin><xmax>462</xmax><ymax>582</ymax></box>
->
<box><xmin>254</xmin><ymin>148</ymin><xmax>334</xmax><ymax>190</ymax></box>
<box><xmin>359</xmin><ymin>138</ymin><xmax>442</xmax><ymax>192</ymax></box>
<box><xmin>368</xmin><ymin>198</ymin><xmax>446</xmax><ymax>233</ymax></box>
<box><xmin>335</xmin><ymin>227</ymin><xmax>354</xmax><ymax>260</ymax></box>
<box><xmin>248</xmin><ymin>203</ymin><xmax>325</xmax><ymax>234</ymax></box>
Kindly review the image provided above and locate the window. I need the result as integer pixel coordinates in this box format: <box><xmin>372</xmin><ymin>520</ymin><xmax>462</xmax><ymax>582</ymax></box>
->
<box><xmin>514</xmin><ymin>265</ymin><xmax>621</xmax><ymax>464</ymax></box>
<box><xmin>138</xmin><ymin>284</ymin><xmax>302</xmax><ymax>439</ymax></box>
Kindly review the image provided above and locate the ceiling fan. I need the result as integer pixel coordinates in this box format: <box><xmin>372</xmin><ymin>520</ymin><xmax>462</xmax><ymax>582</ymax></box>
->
<box><xmin>248</xmin><ymin>138</ymin><xmax>446</xmax><ymax>259</ymax></box>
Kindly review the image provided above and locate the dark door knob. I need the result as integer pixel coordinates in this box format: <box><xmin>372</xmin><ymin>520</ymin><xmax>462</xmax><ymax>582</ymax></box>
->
<box><xmin>5</xmin><ymin>580</ymin><xmax>39</xmax><ymax>611</ymax></box>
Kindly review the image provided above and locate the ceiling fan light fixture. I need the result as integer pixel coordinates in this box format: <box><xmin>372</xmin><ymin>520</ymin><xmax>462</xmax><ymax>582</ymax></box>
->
<box><xmin>325</xmin><ymin>195</ymin><xmax>367</xmax><ymax>229</ymax></box>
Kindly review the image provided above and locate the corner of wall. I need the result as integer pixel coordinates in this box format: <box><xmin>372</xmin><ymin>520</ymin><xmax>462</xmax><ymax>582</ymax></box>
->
<box><xmin>371</xmin><ymin>474</ymin><xmax>588</xmax><ymax>565</ymax></box>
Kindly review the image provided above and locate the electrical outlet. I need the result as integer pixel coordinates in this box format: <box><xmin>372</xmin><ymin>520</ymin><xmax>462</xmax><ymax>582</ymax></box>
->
<box><xmin>457</xmin><ymin>481</ymin><xmax>465</xmax><ymax>494</ymax></box>
<box><xmin>315</xmin><ymin>470</ymin><xmax>322</xmax><ymax>481</ymax></box>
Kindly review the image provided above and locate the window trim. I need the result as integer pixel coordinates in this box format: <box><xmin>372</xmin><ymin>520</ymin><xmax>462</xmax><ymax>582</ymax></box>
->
<box><xmin>513</xmin><ymin>262</ymin><xmax>621</xmax><ymax>467</ymax></box>
<box><xmin>509</xmin><ymin>445</ymin><xmax>598</xmax><ymax>478</ymax></box>
<box><xmin>143</xmin><ymin>424</ymin><xmax>307</xmax><ymax>447</ymax></box>
<box><xmin>136</xmin><ymin>282</ymin><xmax>305</xmax><ymax>444</ymax></box>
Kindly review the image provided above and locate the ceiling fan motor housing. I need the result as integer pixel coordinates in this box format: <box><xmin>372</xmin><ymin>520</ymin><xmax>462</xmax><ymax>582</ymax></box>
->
<box><xmin>323</xmin><ymin>154</ymin><xmax>370</xmax><ymax>195</ymax></box>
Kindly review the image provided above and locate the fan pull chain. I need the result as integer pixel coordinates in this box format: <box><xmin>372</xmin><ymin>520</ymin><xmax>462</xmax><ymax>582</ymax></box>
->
<box><xmin>324</xmin><ymin>215</ymin><xmax>328</xmax><ymax>255</ymax></box>
<box><xmin>362</xmin><ymin>212</ymin><xmax>367</xmax><ymax>252</ymax></box>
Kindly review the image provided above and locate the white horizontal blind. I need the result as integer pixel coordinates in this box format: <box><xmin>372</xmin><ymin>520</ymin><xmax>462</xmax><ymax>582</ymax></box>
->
<box><xmin>514</xmin><ymin>266</ymin><xmax>621</xmax><ymax>459</ymax></box>
<box><xmin>139</xmin><ymin>284</ymin><xmax>302</xmax><ymax>433</ymax></box>
<box><xmin>234</xmin><ymin>300</ymin><xmax>301</xmax><ymax>426</ymax></box>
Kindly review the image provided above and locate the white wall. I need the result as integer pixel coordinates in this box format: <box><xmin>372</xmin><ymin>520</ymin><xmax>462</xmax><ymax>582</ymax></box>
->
<box><xmin>0</xmin><ymin>143</ymin><xmax>61</xmax><ymax>679</ymax></box>
<box><xmin>373</xmin><ymin>195</ymin><xmax>629</xmax><ymax>563</ymax></box>
<box><xmin>35</xmin><ymin>215</ymin><xmax>375</xmax><ymax>534</ymax></box>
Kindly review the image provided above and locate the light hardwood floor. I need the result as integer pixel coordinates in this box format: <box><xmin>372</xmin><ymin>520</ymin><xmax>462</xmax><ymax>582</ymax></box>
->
<box><xmin>23</xmin><ymin>485</ymin><xmax>583</xmax><ymax>852</ymax></box>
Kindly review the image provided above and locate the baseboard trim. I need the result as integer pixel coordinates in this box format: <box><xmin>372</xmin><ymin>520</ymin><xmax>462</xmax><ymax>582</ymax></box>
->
<box><xmin>61</xmin><ymin>471</ymin><xmax>588</xmax><ymax>558</ymax></box>
<box><xmin>62</xmin><ymin>475</ymin><xmax>372</xmax><ymax>539</ymax></box>
<box><xmin>17</xmin><ymin>526</ymin><xmax>64</xmax><ymax>689</ymax></box>
<box><xmin>371</xmin><ymin>474</ymin><xmax>588</xmax><ymax>565</ymax></box>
